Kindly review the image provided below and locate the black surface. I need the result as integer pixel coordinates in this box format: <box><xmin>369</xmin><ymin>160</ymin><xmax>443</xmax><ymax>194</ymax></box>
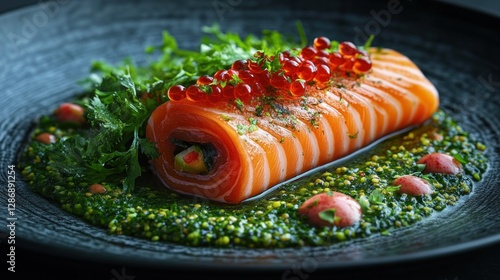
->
<box><xmin>1</xmin><ymin>0</ymin><xmax>500</xmax><ymax>279</ymax></box>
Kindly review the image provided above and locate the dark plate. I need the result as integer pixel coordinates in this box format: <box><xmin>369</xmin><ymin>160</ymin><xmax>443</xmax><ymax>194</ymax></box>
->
<box><xmin>1</xmin><ymin>0</ymin><xmax>499</xmax><ymax>274</ymax></box>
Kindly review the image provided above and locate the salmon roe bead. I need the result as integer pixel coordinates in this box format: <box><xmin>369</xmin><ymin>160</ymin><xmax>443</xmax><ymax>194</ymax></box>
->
<box><xmin>197</xmin><ymin>75</ymin><xmax>214</xmax><ymax>86</ymax></box>
<box><xmin>297</xmin><ymin>60</ymin><xmax>317</xmax><ymax>82</ymax></box>
<box><xmin>234</xmin><ymin>83</ymin><xmax>252</xmax><ymax>98</ymax></box>
<box><xmin>167</xmin><ymin>85</ymin><xmax>186</xmax><ymax>102</ymax></box>
<box><xmin>301</xmin><ymin>46</ymin><xmax>317</xmax><ymax>60</ymax></box>
<box><xmin>186</xmin><ymin>85</ymin><xmax>206</xmax><ymax>102</ymax></box>
<box><xmin>339</xmin><ymin>41</ymin><xmax>359</xmax><ymax>57</ymax></box>
<box><xmin>271</xmin><ymin>73</ymin><xmax>290</xmax><ymax>89</ymax></box>
<box><xmin>290</xmin><ymin>80</ymin><xmax>306</xmax><ymax>97</ymax></box>
<box><xmin>313</xmin><ymin>36</ymin><xmax>331</xmax><ymax>50</ymax></box>
<box><xmin>353</xmin><ymin>56</ymin><xmax>372</xmax><ymax>73</ymax></box>
<box><xmin>207</xmin><ymin>85</ymin><xmax>223</xmax><ymax>103</ymax></box>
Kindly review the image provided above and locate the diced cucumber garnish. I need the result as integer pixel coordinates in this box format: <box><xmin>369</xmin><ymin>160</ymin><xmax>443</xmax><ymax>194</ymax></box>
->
<box><xmin>174</xmin><ymin>145</ymin><xmax>208</xmax><ymax>174</ymax></box>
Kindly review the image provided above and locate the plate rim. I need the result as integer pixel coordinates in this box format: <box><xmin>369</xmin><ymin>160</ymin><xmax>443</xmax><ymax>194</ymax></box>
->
<box><xmin>1</xmin><ymin>0</ymin><xmax>500</xmax><ymax>272</ymax></box>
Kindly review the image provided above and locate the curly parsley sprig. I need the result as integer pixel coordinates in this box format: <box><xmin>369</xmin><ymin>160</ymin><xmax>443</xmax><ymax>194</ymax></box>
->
<box><xmin>48</xmin><ymin>69</ymin><xmax>158</xmax><ymax>192</ymax></box>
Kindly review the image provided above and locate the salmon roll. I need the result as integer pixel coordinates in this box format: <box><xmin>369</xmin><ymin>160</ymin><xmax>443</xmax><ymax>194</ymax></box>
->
<box><xmin>146</xmin><ymin>45</ymin><xmax>439</xmax><ymax>204</ymax></box>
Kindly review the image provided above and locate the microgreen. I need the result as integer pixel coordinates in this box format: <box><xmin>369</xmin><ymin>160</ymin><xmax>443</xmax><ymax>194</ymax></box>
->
<box><xmin>318</xmin><ymin>208</ymin><xmax>339</xmax><ymax>224</ymax></box>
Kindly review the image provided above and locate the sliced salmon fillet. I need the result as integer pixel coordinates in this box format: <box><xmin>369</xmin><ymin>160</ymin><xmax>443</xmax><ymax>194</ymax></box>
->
<box><xmin>146</xmin><ymin>48</ymin><xmax>439</xmax><ymax>204</ymax></box>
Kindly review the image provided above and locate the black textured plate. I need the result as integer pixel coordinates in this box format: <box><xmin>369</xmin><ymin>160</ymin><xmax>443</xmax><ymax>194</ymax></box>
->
<box><xmin>1</xmin><ymin>0</ymin><xmax>499</xmax><ymax>273</ymax></box>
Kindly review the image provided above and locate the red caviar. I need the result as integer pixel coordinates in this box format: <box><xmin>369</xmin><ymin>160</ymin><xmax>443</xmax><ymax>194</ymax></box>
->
<box><xmin>315</xmin><ymin>64</ymin><xmax>331</xmax><ymax>83</ymax></box>
<box><xmin>353</xmin><ymin>57</ymin><xmax>372</xmax><ymax>73</ymax></box>
<box><xmin>197</xmin><ymin>75</ymin><xmax>214</xmax><ymax>86</ymax></box>
<box><xmin>231</xmin><ymin>59</ymin><xmax>247</xmax><ymax>70</ymax></box>
<box><xmin>221</xmin><ymin>85</ymin><xmax>235</xmax><ymax>99</ymax></box>
<box><xmin>297</xmin><ymin>60</ymin><xmax>317</xmax><ymax>82</ymax></box>
<box><xmin>186</xmin><ymin>85</ymin><xmax>206</xmax><ymax>102</ymax></box>
<box><xmin>282</xmin><ymin>60</ymin><xmax>299</xmax><ymax>75</ymax></box>
<box><xmin>271</xmin><ymin>73</ymin><xmax>290</xmax><ymax>89</ymax></box>
<box><xmin>234</xmin><ymin>83</ymin><xmax>252</xmax><ymax>98</ymax></box>
<box><xmin>238</xmin><ymin>70</ymin><xmax>255</xmax><ymax>83</ymax></box>
<box><xmin>290</xmin><ymin>80</ymin><xmax>306</xmax><ymax>97</ymax></box>
<box><xmin>300</xmin><ymin>46</ymin><xmax>317</xmax><ymax>60</ymax></box>
<box><xmin>207</xmin><ymin>85</ymin><xmax>223</xmax><ymax>104</ymax></box>
<box><xmin>313</xmin><ymin>36</ymin><xmax>331</xmax><ymax>50</ymax></box>
<box><xmin>166</xmin><ymin>36</ymin><xmax>372</xmax><ymax>104</ymax></box>
<box><xmin>328</xmin><ymin>52</ymin><xmax>345</xmax><ymax>67</ymax></box>
<box><xmin>339</xmin><ymin>41</ymin><xmax>359</xmax><ymax>57</ymax></box>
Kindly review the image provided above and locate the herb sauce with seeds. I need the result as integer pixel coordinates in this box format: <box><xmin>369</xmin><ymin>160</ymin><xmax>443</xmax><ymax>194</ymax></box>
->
<box><xmin>18</xmin><ymin>111</ymin><xmax>488</xmax><ymax>248</ymax></box>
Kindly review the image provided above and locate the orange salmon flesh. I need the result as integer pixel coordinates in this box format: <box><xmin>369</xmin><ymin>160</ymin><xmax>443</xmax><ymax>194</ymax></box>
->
<box><xmin>146</xmin><ymin>48</ymin><xmax>439</xmax><ymax>204</ymax></box>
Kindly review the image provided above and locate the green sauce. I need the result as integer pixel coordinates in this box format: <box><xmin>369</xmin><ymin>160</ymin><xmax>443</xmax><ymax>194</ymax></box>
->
<box><xmin>18</xmin><ymin>110</ymin><xmax>488</xmax><ymax>248</ymax></box>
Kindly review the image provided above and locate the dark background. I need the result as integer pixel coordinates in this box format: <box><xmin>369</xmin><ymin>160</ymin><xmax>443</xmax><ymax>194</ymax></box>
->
<box><xmin>1</xmin><ymin>0</ymin><xmax>500</xmax><ymax>279</ymax></box>
<box><xmin>1</xmin><ymin>0</ymin><xmax>497</xmax><ymax>16</ymax></box>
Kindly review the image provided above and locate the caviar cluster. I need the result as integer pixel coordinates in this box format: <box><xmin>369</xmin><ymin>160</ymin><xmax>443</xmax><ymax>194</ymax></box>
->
<box><xmin>167</xmin><ymin>36</ymin><xmax>372</xmax><ymax>104</ymax></box>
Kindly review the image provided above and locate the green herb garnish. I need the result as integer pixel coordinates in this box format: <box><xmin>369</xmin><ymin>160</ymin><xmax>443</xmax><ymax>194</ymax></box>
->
<box><xmin>318</xmin><ymin>208</ymin><xmax>338</xmax><ymax>224</ymax></box>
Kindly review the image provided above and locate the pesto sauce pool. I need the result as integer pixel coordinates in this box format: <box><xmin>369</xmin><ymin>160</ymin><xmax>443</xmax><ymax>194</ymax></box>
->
<box><xmin>18</xmin><ymin>110</ymin><xmax>488</xmax><ymax>248</ymax></box>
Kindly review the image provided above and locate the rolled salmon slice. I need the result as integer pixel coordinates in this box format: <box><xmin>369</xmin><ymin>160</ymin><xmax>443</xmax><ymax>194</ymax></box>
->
<box><xmin>146</xmin><ymin>48</ymin><xmax>439</xmax><ymax>204</ymax></box>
